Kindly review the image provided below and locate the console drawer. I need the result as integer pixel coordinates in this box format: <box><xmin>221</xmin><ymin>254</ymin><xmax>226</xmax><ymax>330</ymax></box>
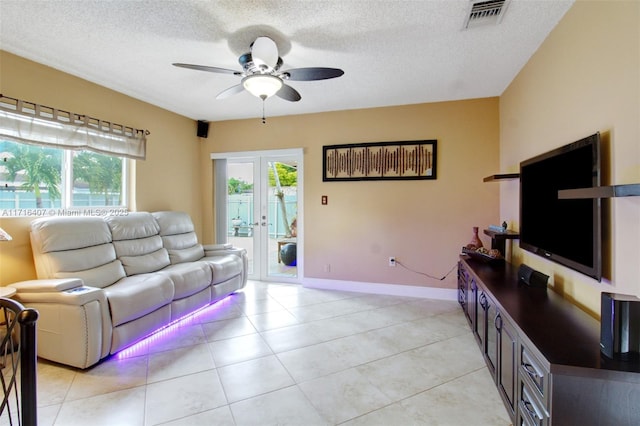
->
<box><xmin>520</xmin><ymin>343</ymin><xmax>549</xmax><ymax>406</ymax></box>
<box><xmin>519</xmin><ymin>379</ymin><xmax>549</xmax><ymax>426</ymax></box>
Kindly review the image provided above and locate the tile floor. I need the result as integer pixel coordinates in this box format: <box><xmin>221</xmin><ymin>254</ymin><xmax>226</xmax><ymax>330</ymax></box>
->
<box><xmin>24</xmin><ymin>281</ymin><xmax>511</xmax><ymax>425</ymax></box>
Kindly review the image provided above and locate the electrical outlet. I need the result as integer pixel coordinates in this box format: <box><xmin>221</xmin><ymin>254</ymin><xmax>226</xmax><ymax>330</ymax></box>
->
<box><xmin>389</xmin><ymin>257</ymin><xmax>396</xmax><ymax>267</ymax></box>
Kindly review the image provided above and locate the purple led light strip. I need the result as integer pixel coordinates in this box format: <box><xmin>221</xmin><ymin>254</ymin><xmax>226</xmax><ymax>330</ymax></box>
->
<box><xmin>116</xmin><ymin>294</ymin><xmax>235</xmax><ymax>359</ymax></box>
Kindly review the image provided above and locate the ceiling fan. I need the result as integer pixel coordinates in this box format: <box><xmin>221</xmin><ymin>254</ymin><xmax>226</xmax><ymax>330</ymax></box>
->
<box><xmin>173</xmin><ymin>36</ymin><xmax>344</xmax><ymax>120</ymax></box>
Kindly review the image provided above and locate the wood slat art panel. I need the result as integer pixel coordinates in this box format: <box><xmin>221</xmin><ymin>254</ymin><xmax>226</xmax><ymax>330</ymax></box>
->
<box><xmin>323</xmin><ymin>140</ymin><xmax>437</xmax><ymax>181</ymax></box>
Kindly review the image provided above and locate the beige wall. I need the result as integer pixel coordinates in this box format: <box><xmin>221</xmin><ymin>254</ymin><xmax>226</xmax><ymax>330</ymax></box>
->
<box><xmin>5</xmin><ymin>1</ymin><xmax>634</xmax><ymax>310</ymax></box>
<box><xmin>202</xmin><ymin>99</ymin><xmax>500</xmax><ymax>289</ymax></box>
<box><xmin>1</xmin><ymin>51</ymin><xmax>500</xmax><ymax>291</ymax></box>
<box><xmin>500</xmin><ymin>0</ymin><xmax>640</xmax><ymax>316</ymax></box>
<box><xmin>0</xmin><ymin>51</ymin><xmax>201</xmax><ymax>285</ymax></box>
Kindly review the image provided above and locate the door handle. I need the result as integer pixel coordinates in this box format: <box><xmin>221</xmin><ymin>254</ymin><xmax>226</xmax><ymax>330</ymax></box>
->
<box><xmin>494</xmin><ymin>313</ymin><xmax>503</xmax><ymax>331</ymax></box>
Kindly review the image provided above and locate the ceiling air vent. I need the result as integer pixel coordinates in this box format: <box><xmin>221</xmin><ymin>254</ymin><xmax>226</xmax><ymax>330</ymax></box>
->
<box><xmin>464</xmin><ymin>0</ymin><xmax>510</xmax><ymax>29</ymax></box>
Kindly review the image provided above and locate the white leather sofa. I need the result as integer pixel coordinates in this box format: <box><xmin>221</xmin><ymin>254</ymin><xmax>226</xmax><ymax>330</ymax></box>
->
<box><xmin>10</xmin><ymin>211</ymin><xmax>247</xmax><ymax>369</ymax></box>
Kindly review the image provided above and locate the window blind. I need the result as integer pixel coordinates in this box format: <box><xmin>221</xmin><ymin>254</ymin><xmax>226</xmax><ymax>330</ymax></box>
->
<box><xmin>0</xmin><ymin>95</ymin><xmax>147</xmax><ymax>160</ymax></box>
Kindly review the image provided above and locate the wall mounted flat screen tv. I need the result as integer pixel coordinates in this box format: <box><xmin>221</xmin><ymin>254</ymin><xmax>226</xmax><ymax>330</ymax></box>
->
<box><xmin>519</xmin><ymin>133</ymin><xmax>602</xmax><ymax>281</ymax></box>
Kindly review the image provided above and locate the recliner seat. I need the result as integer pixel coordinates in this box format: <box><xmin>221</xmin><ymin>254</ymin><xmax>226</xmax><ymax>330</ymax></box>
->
<box><xmin>10</xmin><ymin>211</ymin><xmax>247</xmax><ymax>369</ymax></box>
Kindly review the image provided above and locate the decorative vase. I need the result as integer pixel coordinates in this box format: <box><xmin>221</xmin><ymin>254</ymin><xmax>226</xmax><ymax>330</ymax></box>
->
<box><xmin>469</xmin><ymin>226</ymin><xmax>483</xmax><ymax>248</ymax></box>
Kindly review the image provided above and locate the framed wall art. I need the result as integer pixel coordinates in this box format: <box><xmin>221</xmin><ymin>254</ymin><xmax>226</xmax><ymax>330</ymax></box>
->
<box><xmin>323</xmin><ymin>140</ymin><xmax>437</xmax><ymax>181</ymax></box>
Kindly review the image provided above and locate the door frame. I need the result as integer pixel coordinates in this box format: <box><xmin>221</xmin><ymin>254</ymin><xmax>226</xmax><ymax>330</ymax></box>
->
<box><xmin>211</xmin><ymin>148</ymin><xmax>303</xmax><ymax>283</ymax></box>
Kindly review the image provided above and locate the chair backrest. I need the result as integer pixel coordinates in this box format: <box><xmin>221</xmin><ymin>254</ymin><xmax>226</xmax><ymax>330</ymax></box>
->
<box><xmin>105</xmin><ymin>212</ymin><xmax>171</xmax><ymax>275</ymax></box>
<box><xmin>152</xmin><ymin>211</ymin><xmax>205</xmax><ymax>264</ymax></box>
<box><xmin>0</xmin><ymin>297</ymin><xmax>38</xmax><ymax>426</ymax></box>
<box><xmin>30</xmin><ymin>216</ymin><xmax>124</xmax><ymax>288</ymax></box>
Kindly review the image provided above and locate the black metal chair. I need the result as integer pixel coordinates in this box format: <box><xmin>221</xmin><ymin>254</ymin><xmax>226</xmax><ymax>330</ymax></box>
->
<box><xmin>0</xmin><ymin>297</ymin><xmax>38</xmax><ymax>426</ymax></box>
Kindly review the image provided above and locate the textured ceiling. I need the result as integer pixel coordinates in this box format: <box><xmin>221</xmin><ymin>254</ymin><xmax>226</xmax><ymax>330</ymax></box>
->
<box><xmin>0</xmin><ymin>0</ymin><xmax>574</xmax><ymax>122</ymax></box>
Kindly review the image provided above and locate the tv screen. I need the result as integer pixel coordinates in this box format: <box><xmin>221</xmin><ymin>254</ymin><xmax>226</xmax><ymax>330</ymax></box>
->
<box><xmin>519</xmin><ymin>133</ymin><xmax>602</xmax><ymax>281</ymax></box>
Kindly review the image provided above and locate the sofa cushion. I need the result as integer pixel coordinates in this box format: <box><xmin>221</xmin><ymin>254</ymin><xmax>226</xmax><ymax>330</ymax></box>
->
<box><xmin>45</xmin><ymin>243</ymin><xmax>118</xmax><ymax>274</ymax></box>
<box><xmin>113</xmin><ymin>235</ymin><xmax>163</xmax><ymax>257</ymax></box>
<box><xmin>106</xmin><ymin>212</ymin><xmax>170</xmax><ymax>275</ymax></box>
<box><xmin>167</xmin><ymin>244</ymin><xmax>205</xmax><ymax>264</ymax></box>
<box><xmin>162</xmin><ymin>231</ymin><xmax>198</xmax><ymax>249</ymax></box>
<box><xmin>105</xmin><ymin>212</ymin><xmax>160</xmax><ymax>241</ymax></box>
<box><xmin>55</xmin><ymin>259</ymin><xmax>126</xmax><ymax>289</ymax></box>
<box><xmin>160</xmin><ymin>262</ymin><xmax>212</xmax><ymax>300</ymax></box>
<box><xmin>153</xmin><ymin>211</ymin><xmax>194</xmax><ymax>236</ymax></box>
<box><xmin>119</xmin><ymin>248</ymin><xmax>171</xmax><ymax>276</ymax></box>
<box><xmin>153</xmin><ymin>211</ymin><xmax>205</xmax><ymax>264</ymax></box>
<box><xmin>161</xmin><ymin>230</ymin><xmax>205</xmax><ymax>263</ymax></box>
<box><xmin>30</xmin><ymin>216</ymin><xmax>123</xmax><ymax>286</ymax></box>
<box><xmin>104</xmin><ymin>273</ymin><xmax>174</xmax><ymax>327</ymax></box>
<box><xmin>203</xmin><ymin>255</ymin><xmax>244</xmax><ymax>285</ymax></box>
<box><xmin>31</xmin><ymin>216</ymin><xmax>111</xmax><ymax>253</ymax></box>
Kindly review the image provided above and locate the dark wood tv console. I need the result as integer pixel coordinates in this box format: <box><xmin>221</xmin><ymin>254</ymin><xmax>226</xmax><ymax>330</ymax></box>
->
<box><xmin>458</xmin><ymin>256</ymin><xmax>640</xmax><ymax>426</ymax></box>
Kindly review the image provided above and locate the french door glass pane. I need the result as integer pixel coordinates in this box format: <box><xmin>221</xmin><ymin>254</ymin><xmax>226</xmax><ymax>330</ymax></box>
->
<box><xmin>267</xmin><ymin>159</ymin><xmax>298</xmax><ymax>279</ymax></box>
<box><xmin>226</xmin><ymin>157</ymin><xmax>298</xmax><ymax>281</ymax></box>
<box><xmin>227</xmin><ymin>161</ymin><xmax>255</xmax><ymax>276</ymax></box>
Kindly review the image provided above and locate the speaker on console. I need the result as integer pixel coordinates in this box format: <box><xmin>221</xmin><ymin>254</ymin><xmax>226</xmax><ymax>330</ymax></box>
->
<box><xmin>197</xmin><ymin>120</ymin><xmax>209</xmax><ymax>138</ymax></box>
<box><xmin>517</xmin><ymin>263</ymin><xmax>549</xmax><ymax>288</ymax></box>
<box><xmin>600</xmin><ymin>292</ymin><xmax>640</xmax><ymax>360</ymax></box>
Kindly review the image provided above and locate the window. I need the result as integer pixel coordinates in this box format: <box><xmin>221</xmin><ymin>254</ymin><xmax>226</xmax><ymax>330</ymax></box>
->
<box><xmin>71</xmin><ymin>150</ymin><xmax>125</xmax><ymax>207</ymax></box>
<box><xmin>1</xmin><ymin>139</ymin><xmax>127</xmax><ymax>213</ymax></box>
<box><xmin>0</xmin><ymin>95</ymin><xmax>145</xmax><ymax>216</ymax></box>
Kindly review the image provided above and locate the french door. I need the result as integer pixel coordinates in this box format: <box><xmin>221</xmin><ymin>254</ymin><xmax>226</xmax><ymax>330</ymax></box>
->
<box><xmin>212</xmin><ymin>149</ymin><xmax>302</xmax><ymax>282</ymax></box>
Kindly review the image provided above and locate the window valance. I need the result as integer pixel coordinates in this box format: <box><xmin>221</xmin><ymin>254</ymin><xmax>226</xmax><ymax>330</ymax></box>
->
<box><xmin>0</xmin><ymin>95</ymin><xmax>148</xmax><ymax>160</ymax></box>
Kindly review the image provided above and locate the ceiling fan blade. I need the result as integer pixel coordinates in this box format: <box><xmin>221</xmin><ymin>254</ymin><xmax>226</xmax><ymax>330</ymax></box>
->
<box><xmin>216</xmin><ymin>84</ymin><xmax>245</xmax><ymax>100</ymax></box>
<box><xmin>283</xmin><ymin>67</ymin><xmax>344</xmax><ymax>81</ymax></box>
<box><xmin>173</xmin><ymin>63</ymin><xmax>240</xmax><ymax>75</ymax></box>
<box><xmin>251</xmin><ymin>36</ymin><xmax>279</xmax><ymax>69</ymax></box>
<box><xmin>276</xmin><ymin>84</ymin><xmax>301</xmax><ymax>102</ymax></box>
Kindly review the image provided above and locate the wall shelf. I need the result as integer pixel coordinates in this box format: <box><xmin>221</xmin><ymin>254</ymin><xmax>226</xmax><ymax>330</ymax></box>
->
<box><xmin>558</xmin><ymin>183</ymin><xmax>640</xmax><ymax>199</ymax></box>
<box><xmin>483</xmin><ymin>173</ymin><xmax>520</xmax><ymax>182</ymax></box>
<box><xmin>483</xmin><ymin>229</ymin><xmax>519</xmax><ymax>255</ymax></box>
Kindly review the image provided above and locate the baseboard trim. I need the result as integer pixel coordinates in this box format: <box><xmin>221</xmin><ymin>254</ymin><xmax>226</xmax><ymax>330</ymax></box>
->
<box><xmin>302</xmin><ymin>278</ymin><xmax>457</xmax><ymax>301</ymax></box>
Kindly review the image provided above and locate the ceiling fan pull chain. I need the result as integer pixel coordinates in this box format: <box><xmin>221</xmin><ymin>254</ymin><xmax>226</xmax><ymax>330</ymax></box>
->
<box><xmin>262</xmin><ymin>98</ymin><xmax>267</xmax><ymax>124</ymax></box>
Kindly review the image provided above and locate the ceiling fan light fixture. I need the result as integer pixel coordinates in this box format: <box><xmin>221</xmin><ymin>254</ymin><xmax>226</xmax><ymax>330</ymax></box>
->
<box><xmin>242</xmin><ymin>74</ymin><xmax>283</xmax><ymax>99</ymax></box>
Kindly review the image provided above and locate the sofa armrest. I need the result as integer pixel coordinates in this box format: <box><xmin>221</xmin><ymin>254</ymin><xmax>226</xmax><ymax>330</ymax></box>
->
<box><xmin>203</xmin><ymin>245</ymin><xmax>248</xmax><ymax>289</ymax></box>
<box><xmin>8</xmin><ymin>278</ymin><xmax>113</xmax><ymax>369</ymax></box>
<box><xmin>203</xmin><ymin>243</ymin><xmax>233</xmax><ymax>256</ymax></box>
<box><xmin>10</xmin><ymin>277</ymin><xmax>83</xmax><ymax>292</ymax></box>
<box><xmin>9</xmin><ymin>278</ymin><xmax>103</xmax><ymax>306</ymax></box>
